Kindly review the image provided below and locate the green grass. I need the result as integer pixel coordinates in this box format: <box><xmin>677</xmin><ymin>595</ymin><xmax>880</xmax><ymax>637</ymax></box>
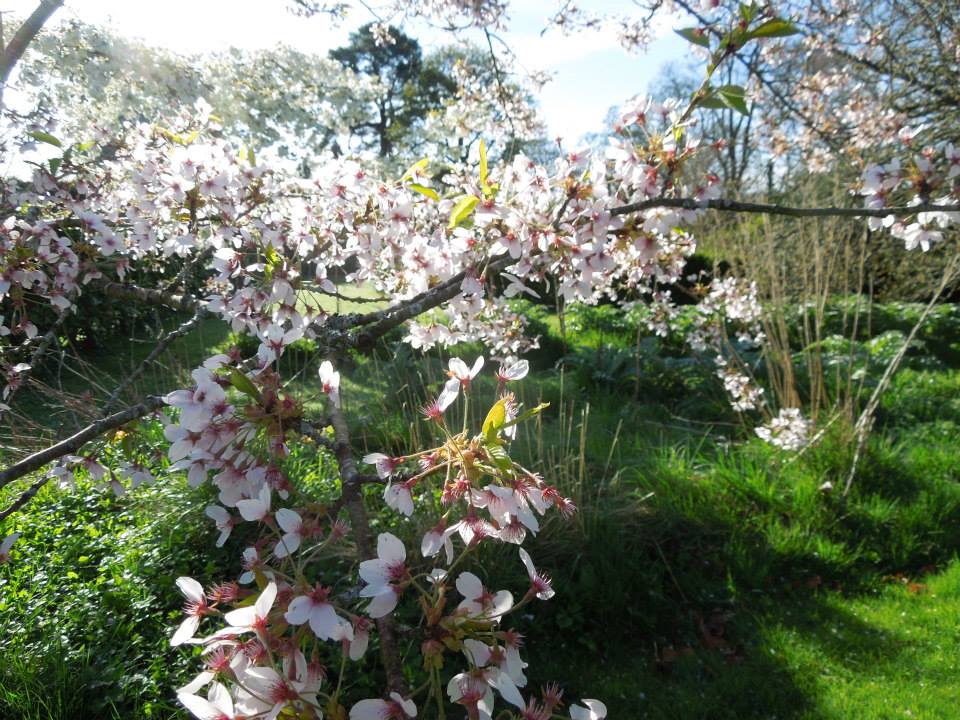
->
<box><xmin>0</xmin><ymin>475</ymin><xmax>229</xmax><ymax>719</ymax></box>
<box><xmin>527</xmin><ymin>561</ymin><xmax>960</xmax><ymax>719</ymax></box>
<box><xmin>4</xmin><ymin>298</ymin><xmax>960</xmax><ymax>718</ymax></box>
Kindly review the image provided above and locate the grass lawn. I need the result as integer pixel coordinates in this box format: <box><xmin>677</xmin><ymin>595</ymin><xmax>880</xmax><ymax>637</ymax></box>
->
<box><xmin>2</xmin><ymin>297</ymin><xmax>960</xmax><ymax>718</ymax></box>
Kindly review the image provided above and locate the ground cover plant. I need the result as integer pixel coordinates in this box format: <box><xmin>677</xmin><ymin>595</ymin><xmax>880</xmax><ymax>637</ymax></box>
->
<box><xmin>2</xmin><ymin>1</ymin><xmax>960</xmax><ymax>719</ymax></box>
<box><xmin>4</xmin><ymin>299</ymin><xmax>960</xmax><ymax>718</ymax></box>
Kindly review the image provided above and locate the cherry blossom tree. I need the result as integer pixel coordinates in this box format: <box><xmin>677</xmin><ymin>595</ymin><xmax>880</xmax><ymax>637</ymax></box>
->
<box><xmin>2</xmin><ymin>1</ymin><xmax>959</xmax><ymax>717</ymax></box>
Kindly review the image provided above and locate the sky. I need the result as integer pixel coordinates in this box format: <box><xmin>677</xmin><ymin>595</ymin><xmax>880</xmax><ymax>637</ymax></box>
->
<box><xmin>3</xmin><ymin>0</ymin><xmax>691</xmax><ymax>143</ymax></box>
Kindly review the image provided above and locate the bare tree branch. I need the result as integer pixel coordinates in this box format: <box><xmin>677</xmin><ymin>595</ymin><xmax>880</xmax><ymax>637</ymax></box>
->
<box><xmin>327</xmin><ymin>399</ymin><xmax>408</xmax><ymax>694</ymax></box>
<box><xmin>0</xmin><ymin>474</ymin><xmax>47</xmax><ymax>523</ymax></box>
<box><xmin>609</xmin><ymin>196</ymin><xmax>960</xmax><ymax>219</ymax></box>
<box><xmin>0</xmin><ymin>0</ymin><xmax>63</xmax><ymax>107</ymax></box>
<box><xmin>0</xmin><ymin>396</ymin><xmax>164</xmax><ymax>490</ymax></box>
<box><xmin>99</xmin><ymin>281</ymin><xmax>201</xmax><ymax>313</ymax></box>
<box><xmin>349</xmin><ymin>254</ymin><xmax>515</xmax><ymax>350</ymax></box>
<box><xmin>102</xmin><ymin>309</ymin><xmax>208</xmax><ymax>414</ymax></box>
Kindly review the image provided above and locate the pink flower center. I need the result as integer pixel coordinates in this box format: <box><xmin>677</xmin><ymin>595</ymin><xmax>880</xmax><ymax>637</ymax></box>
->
<box><xmin>387</xmin><ymin>561</ymin><xmax>406</xmax><ymax>583</ymax></box>
<box><xmin>270</xmin><ymin>679</ymin><xmax>299</xmax><ymax>704</ymax></box>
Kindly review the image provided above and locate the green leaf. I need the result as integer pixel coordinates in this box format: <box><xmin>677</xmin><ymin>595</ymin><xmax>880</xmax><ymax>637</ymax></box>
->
<box><xmin>239</xmin><ymin>144</ymin><xmax>256</xmax><ymax>166</ymax></box>
<box><xmin>263</xmin><ymin>243</ymin><xmax>280</xmax><ymax>269</ymax></box>
<box><xmin>739</xmin><ymin>2</ymin><xmax>757</xmax><ymax>23</ymax></box>
<box><xmin>48</xmin><ymin>158</ymin><xmax>62</xmax><ymax>175</ymax></box>
<box><xmin>229</xmin><ymin>369</ymin><xmax>260</xmax><ymax>400</ymax></box>
<box><xmin>401</xmin><ymin>157</ymin><xmax>429</xmax><ymax>182</ymax></box>
<box><xmin>716</xmin><ymin>84</ymin><xmax>750</xmax><ymax>115</ymax></box>
<box><xmin>486</xmin><ymin>443</ymin><xmax>514</xmax><ymax>473</ymax></box>
<box><xmin>28</xmin><ymin>130</ymin><xmax>62</xmax><ymax>148</ymax></box>
<box><xmin>747</xmin><ymin>18</ymin><xmax>800</xmax><ymax>39</ymax></box>
<box><xmin>502</xmin><ymin>402</ymin><xmax>550</xmax><ymax>429</ymax></box>
<box><xmin>482</xmin><ymin>397</ymin><xmax>508</xmax><ymax>441</ymax></box>
<box><xmin>448</xmin><ymin>194</ymin><xmax>480</xmax><ymax>230</ymax></box>
<box><xmin>675</xmin><ymin>27</ymin><xmax>710</xmax><ymax>49</ymax></box>
<box><xmin>479</xmin><ymin>139</ymin><xmax>489</xmax><ymax>189</ymax></box>
<box><xmin>409</xmin><ymin>183</ymin><xmax>440</xmax><ymax>201</ymax></box>
<box><xmin>697</xmin><ymin>94</ymin><xmax>727</xmax><ymax>110</ymax></box>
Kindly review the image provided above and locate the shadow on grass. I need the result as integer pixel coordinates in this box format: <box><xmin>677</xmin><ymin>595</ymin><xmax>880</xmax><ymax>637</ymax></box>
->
<box><xmin>524</xmin><ymin>584</ymin><xmax>926</xmax><ymax>720</ymax></box>
<box><xmin>512</xmin><ymin>407</ymin><xmax>960</xmax><ymax>719</ymax></box>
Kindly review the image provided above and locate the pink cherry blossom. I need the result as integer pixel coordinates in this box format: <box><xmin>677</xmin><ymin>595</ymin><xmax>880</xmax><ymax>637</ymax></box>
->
<box><xmin>236</xmin><ymin>484</ymin><xmax>271</xmax><ymax>522</ymax></box>
<box><xmin>350</xmin><ymin>692</ymin><xmax>417</xmax><ymax>720</ymax></box>
<box><xmin>358</xmin><ymin>532</ymin><xmax>407</xmax><ymax>618</ymax></box>
<box><xmin>518</xmin><ymin>548</ymin><xmax>555</xmax><ymax>600</ymax></box>
<box><xmin>171</xmin><ymin>576</ymin><xmax>210</xmax><ymax>646</ymax></box>
<box><xmin>447</xmin><ymin>355</ymin><xmax>484</xmax><ymax>392</ymax></box>
<box><xmin>421</xmin><ymin>520</ymin><xmax>462</xmax><ymax>564</ymax></box>
<box><xmin>363</xmin><ymin>452</ymin><xmax>399</xmax><ymax>479</ymax></box>
<box><xmin>456</xmin><ymin>571</ymin><xmax>513</xmax><ymax>618</ymax></box>
<box><xmin>178</xmin><ymin>681</ymin><xmax>237</xmax><ymax>720</ymax></box>
<box><xmin>496</xmin><ymin>359</ymin><xmax>529</xmax><ymax>385</ymax></box>
<box><xmin>384</xmin><ymin>481</ymin><xmax>415</xmax><ymax>517</ymax></box>
<box><xmin>273</xmin><ymin>508</ymin><xmax>304</xmax><ymax>558</ymax></box>
<box><xmin>0</xmin><ymin>533</ymin><xmax>20</xmax><ymax>564</ymax></box>
<box><xmin>570</xmin><ymin>699</ymin><xmax>607</xmax><ymax>720</ymax></box>
<box><xmin>285</xmin><ymin>584</ymin><xmax>352</xmax><ymax>640</ymax></box>
<box><xmin>204</xmin><ymin>505</ymin><xmax>234</xmax><ymax>547</ymax></box>
<box><xmin>319</xmin><ymin>360</ymin><xmax>341</xmax><ymax>407</ymax></box>
<box><xmin>222</xmin><ymin>581</ymin><xmax>277</xmax><ymax>636</ymax></box>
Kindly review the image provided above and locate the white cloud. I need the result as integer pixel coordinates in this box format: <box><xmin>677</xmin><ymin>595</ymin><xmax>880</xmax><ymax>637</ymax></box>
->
<box><xmin>508</xmin><ymin>26</ymin><xmax>625</xmax><ymax>70</ymax></box>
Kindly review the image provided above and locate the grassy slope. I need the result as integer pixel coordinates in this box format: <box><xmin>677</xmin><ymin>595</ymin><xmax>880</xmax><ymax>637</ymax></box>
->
<box><xmin>2</xmin><ymin>299</ymin><xmax>960</xmax><ymax>718</ymax></box>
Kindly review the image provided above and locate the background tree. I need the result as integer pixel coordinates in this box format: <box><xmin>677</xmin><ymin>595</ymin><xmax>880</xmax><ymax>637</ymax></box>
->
<box><xmin>329</xmin><ymin>22</ymin><xmax>456</xmax><ymax>158</ymax></box>
<box><xmin>10</xmin><ymin>20</ymin><xmax>383</xmax><ymax>169</ymax></box>
<box><xmin>423</xmin><ymin>43</ymin><xmax>549</xmax><ymax>164</ymax></box>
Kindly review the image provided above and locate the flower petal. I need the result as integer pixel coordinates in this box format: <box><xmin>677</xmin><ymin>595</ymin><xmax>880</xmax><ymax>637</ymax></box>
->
<box><xmin>177</xmin><ymin>576</ymin><xmax>205</xmax><ymax>603</ymax></box>
<box><xmin>377</xmin><ymin>532</ymin><xmax>406</xmax><ymax>563</ymax></box>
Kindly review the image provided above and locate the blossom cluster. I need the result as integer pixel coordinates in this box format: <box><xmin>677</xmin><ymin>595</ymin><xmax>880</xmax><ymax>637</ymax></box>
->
<box><xmin>162</xmin><ymin>355</ymin><xmax>603</xmax><ymax>720</ymax></box>
<box><xmin>859</xmin><ymin>143</ymin><xmax>960</xmax><ymax>252</ymax></box>
<box><xmin>1</xmin><ymin>75</ymin><xmax>730</xmax><ymax>405</ymax></box>
<box><xmin>755</xmin><ymin>407</ymin><xmax>810</xmax><ymax>452</ymax></box>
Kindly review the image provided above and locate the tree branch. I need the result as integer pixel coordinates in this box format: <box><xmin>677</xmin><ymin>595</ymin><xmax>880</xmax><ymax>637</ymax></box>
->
<box><xmin>327</xmin><ymin>399</ymin><xmax>408</xmax><ymax>694</ymax></box>
<box><xmin>609</xmin><ymin>196</ymin><xmax>960</xmax><ymax>219</ymax></box>
<box><xmin>0</xmin><ymin>0</ymin><xmax>63</xmax><ymax>107</ymax></box>
<box><xmin>0</xmin><ymin>396</ymin><xmax>164</xmax><ymax>490</ymax></box>
<box><xmin>102</xmin><ymin>309</ymin><xmax>208</xmax><ymax>414</ymax></box>
<box><xmin>99</xmin><ymin>281</ymin><xmax>201</xmax><ymax>313</ymax></box>
<box><xmin>0</xmin><ymin>474</ymin><xmax>48</xmax><ymax>523</ymax></box>
<box><xmin>349</xmin><ymin>254</ymin><xmax>515</xmax><ymax>350</ymax></box>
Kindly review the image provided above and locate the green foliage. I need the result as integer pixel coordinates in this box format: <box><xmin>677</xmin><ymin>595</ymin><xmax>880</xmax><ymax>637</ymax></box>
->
<box><xmin>0</xmin><ymin>474</ymin><xmax>232</xmax><ymax>719</ymax></box>
<box><xmin>5</xmin><ymin>299</ymin><xmax>960</xmax><ymax>718</ymax></box>
<box><xmin>329</xmin><ymin>23</ymin><xmax>456</xmax><ymax>158</ymax></box>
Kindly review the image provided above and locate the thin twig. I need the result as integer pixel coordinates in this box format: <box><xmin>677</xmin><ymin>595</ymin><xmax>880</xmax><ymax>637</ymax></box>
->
<box><xmin>102</xmin><ymin>309</ymin><xmax>208</xmax><ymax>414</ymax></box>
<box><xmin>842</xmin><ymin>251</ymin><xmax>960</xmax><ymax>497</ymax></box>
